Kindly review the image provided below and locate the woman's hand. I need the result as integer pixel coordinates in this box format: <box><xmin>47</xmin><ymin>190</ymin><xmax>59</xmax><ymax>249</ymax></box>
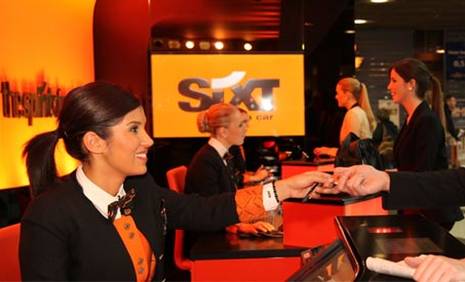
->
<box><xmin>404</xmin><ymin>255</ymin><xmax>465</xmax><ymax>282</ymax></box>
<box><xmin>253</xmin><ymin>166</ymin><xmax>271</xmax><ymax>182</ymax></box>
<box><xmin>315</xmin><ymin>165</ymin><xmax>390</xmax><ymax>196</ymax></box>
<box><xmin>313</xmin><ymin>146</ymin><xmax>338</xmax><ymax>158</ymax></box>
<box><xmin>226</xmin><ymin>222</ymin><xmax>275</xmax><ymax>234</ymax></box>
<box><xmin>275</xmin><ymin>171</ymin><xmax>333</xmax><ymax>201</ymax></box>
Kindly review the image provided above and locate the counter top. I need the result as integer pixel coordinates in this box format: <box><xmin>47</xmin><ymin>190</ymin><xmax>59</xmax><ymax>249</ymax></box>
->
<box><xmin>189</xmin><ymin>231</ymin><xmax>308</xmax><ymax>260</ymax></box>
<box><xmin>285</xmin><ymin>192</ymin><xmax>382</xmax><ymax>205</ymax></box>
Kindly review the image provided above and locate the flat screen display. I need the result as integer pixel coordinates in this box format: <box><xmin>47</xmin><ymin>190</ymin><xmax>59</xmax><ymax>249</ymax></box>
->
<box><xmin>374</xmin><ymin>237</ymin><xmax>443</xmax><ymax>255</ymax></box>
<box><xmin>287</xmin><ymin>241</ymin><xmax>356</xmax><ymax>282</ymax></box>
<box><xmin>150</xmin><ymin>53</ymin><xmax>305</xmax><ymax>138</ymax></box>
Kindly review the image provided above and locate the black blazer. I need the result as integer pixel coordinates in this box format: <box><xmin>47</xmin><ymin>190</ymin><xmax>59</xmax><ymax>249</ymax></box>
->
<box><xmin>393</xmin><ymin>101</ymin><xmax>462</xmax><ymax>225</ymax></box>
<box><xmin>20</xmin><ymin>172</ymin><xmax>238</xmax><ymax>281</ymax></box>
<box><xmin>386</xmin><ymin>168</ymin><xmax>465</xmax><ymax>209</ymax></box>
<box><xmin>394</xmin><ymin>101</ymin><xmax>448</xmax><ymax>171</ymax></box>
<box><xmin>185</xmin><ymin>144</ymin><xmax>236</xmax><ymax>196</ymax></box>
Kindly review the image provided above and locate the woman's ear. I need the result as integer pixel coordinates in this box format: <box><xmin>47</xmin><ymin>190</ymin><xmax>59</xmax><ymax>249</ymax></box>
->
<box><xmin>216</xmin><ymin>127</ymin><xmax>228</xmax><ymax>139</ymax></box>
<box><xmin>82</xmin><ymin>131</ymin><xmax>107</xmax><ymax>154</ymax></box>
<box><xmin>407</xmin><ymin>79</ymin><xmax>417</xmax><ymax>92</ymax></box>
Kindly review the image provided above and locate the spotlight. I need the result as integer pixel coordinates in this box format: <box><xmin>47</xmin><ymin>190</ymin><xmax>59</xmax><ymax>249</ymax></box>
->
<box><xmin>185</xmin><ymin>40</ymin><xmax>195</xmax><ymax>49</ymax></box>
<box><xmin>243</xmin><ymin>42</ymin><xmax>253</xmax><ymax>51</ymax></box>
<box><xmin>214</xmin><ymin>41</ymin><xmax>224</xmax><ymax>50</ymax></box>
<box><xmin>354</xmin><ymin>19</ymin><xmax>368</xmax><ymax>24</ymax></box>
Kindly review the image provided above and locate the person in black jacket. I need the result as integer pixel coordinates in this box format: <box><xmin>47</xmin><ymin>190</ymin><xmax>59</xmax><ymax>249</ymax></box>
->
<box><xmin>445</xmin><ymin>94</ymin><xmax>459</xmax><ymax>140</ymax></box>
<box><xmin>20</xmin><ymin>82</ymin><xmax>331</xmax><ymax>281</ymax></box>
<box><xmin>316</xmin><ymin>164</ymin><xmax>465</xmax><ymax>282</ymax></box>
<box><xmin>388</xmin><ymin>58</ymin><xmax>462</xmax><ymax>229</ymax></box>
<box><xmin>185</xmin><ymin>103</ymin><xmax>274</xmax><ymax>234</ymax></box>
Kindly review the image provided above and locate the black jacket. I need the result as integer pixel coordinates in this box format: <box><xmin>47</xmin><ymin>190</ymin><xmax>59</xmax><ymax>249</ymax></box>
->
<box><xmin>185</xmin><ymin>144</ymin><xmax>236</xmax><ymax>196</ymax></box>
<box><xmin>20</xmin><ymin>172</ymin><xmax>238</xmax><ymax>281</ymax></box>
<box><xmin>394</xmin><ymin>101</ymin><xmax>448</xmax><ymax>171</ymax></box>
<box><xmin>386</xmin><ymin>168</ymin><xmax>465</xmax><ymax>209</ymax></box>
<box><xmin>393</xmin><ymin>101</ymin><xmax>462</xmax><ymax>225</ymax></box>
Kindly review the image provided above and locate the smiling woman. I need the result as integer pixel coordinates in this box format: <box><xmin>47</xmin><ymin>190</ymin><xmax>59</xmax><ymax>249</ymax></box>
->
<box><xmin>19</xmin><ymin>81</ymin><xmax>331</xmax><ymax>281</ymax></box>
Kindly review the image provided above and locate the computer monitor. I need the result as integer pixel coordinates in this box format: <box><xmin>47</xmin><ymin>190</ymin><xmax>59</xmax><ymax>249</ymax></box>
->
<box><xmin>287</xmin><ymin>240</ymin><xmax>356</xmax><ymax>282</ymax></box>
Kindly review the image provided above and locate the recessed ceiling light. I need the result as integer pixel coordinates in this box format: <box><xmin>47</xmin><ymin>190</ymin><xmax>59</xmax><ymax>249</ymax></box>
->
<box><xmin>345</xmin><ymin>30</ymin><xmax>356</xmax><ymax>34</ymax></box>
<box><xmin>214</xmin><ymin>41</ymin><xmax>224</xmax><ymax>50</ymax></box>
<box><xmin>370</xmin><ymin>0</ymin><xmax>391</xmax><ymax>3</ymax></box>
<box><xmin>185</xmin><ymin>41</ymin><xmax>195</xmax><ymax>49</ymax></box>
<box><xmin>354</xmin><ymin>19</ymin><xmax>368</xmax><ymax>24</ymax></box>
<box><xmin>243</xmin><ymin>42</ymin><xmax>253</xmax><ymax>51</ymax></box>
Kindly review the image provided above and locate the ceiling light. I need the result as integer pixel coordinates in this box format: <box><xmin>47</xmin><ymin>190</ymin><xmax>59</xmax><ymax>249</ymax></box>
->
<box><xmin>354</xmin><ymin>19</ymin><xmax>368</xmax><ymax>24</ymax></box>
<box><xmin>243</xmin><ymin>42</ymin><xmax>253</xmax><ymax>51</ymax></box>
<box><xmin>436</xmin><ymin>48</ymin><xmax>445</xmax><ymax>54</ymax></box>
<box><xmin>214</xmin><ymin>41</ymin><xmax>224</xmax><ymax>50</ymax></box>
<box><xmin>345</xmin><ymin>30</ymin><xmax>356</xmax><ymax>34</ymax></box>
<box><xmin>185</xmin><ymin>41</ymin><xmax>195</xmax><ymax>49</ymax></box>
<box><xmin>370</xmin><ymin>0</ymin><xmax>391</xmax><ymax>3</ymax></box>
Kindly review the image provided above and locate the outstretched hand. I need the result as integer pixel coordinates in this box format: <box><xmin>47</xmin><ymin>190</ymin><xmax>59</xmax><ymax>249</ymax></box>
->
<box><xmin>315</xmin><ymin>165</ymin><xmax>390</xmax><ymax>196</ymax></box>
<box><xmin>275</xmin><ymin>171</ymin><xmax>333</xmax><ymax>201</ymax></box>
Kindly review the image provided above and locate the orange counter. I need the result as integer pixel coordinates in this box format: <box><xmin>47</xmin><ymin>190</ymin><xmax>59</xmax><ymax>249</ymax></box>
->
<box><xmin>189</xmin><ymin>232</ymin><xmax>308</xmax><ymax>281</ymax></box>
<box><xmin>282</xmin><ymin>194</ymin><xmax>388</xmax><ymax>248</ymax></box>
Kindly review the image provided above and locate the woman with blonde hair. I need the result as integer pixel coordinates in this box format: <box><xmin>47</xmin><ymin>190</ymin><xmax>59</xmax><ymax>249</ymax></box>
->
<box><xmin>314</xmin><ymin>77</ymin><xmax>376</xmax><ymax>157</ymax></box>
<box><xmin>185</xmin><ymin>103</ymin><xmax>274</xmax><ymax>234</ymax></box>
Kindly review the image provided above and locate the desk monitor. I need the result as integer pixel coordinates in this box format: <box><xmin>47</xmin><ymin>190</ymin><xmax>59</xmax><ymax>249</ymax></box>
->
<box><xmin>287</xmin><ymin>240</ymin><xmax>356</xmax><ymax>282</ymax></box>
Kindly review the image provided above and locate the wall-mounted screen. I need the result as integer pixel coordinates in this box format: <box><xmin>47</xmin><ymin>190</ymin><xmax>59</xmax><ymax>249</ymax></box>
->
<box><xmin>150</xmin><ymin>53</ymin><xmax>305</xmax><ymax>138</ymax></box>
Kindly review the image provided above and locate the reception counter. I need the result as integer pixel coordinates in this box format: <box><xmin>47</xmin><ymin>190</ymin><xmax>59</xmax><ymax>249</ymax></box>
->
<box><xmin>189</xmin><ymin>231</ymin><xmax>309</xmax><ymax>281</ymax></box>
<box><xmin>283</xmin><ymin>193</ymin><xmax>388</xmax><ymax>248</ymax></box>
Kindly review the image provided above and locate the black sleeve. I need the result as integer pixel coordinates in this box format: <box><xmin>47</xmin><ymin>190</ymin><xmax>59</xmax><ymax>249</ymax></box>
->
<box><xmin>185</xmin><ymin>152</ymin><xmax>222</xmax><ymax>196</ymax></box>
<box><xmin>411</xmin><ymin>114</ymin><xmax>444</xmax><ymax>171</ymax></box>
<box><xmin>20</xmin><ymin>197</ymin><xmax>70</xmax><ymax>281</ymax></box>
<box><xmin>384</xmin><ymin>168</ymin><xmax>465</xmax><ymax>209</ymax></box>
<box><xmin>372</xmin><ymin>122</ymin><xmax>383</xmax><ymax>145</ymax></box>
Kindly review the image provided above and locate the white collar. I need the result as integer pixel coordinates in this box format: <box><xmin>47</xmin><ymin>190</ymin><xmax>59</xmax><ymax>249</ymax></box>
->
<box><xmin>76</xmin><ymin>165</ymin><xmax>126</xmax><ymax>219</ymax></box>
<box><xmin>208</xmin><ymin>137</ymin><xmax>229</xmax><ymax>158</ymax></box>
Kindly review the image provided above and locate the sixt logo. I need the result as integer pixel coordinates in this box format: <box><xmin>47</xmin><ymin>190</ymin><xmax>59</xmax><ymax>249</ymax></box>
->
<box><xmin>177</xmin><ymin>71</ymin><xmax>279</xmax><ymax>112</ymax></box>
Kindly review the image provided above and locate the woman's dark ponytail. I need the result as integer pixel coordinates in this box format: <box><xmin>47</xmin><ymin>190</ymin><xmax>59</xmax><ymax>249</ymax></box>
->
<box><xmin>22</xmin><ymin>130</ymin><xmax>61</xmax><ymax>197</ymax></box>
<box><xmin>430</xmin><ymin>75</ymin><xmax>447</xmax><ymax>131</ymax></box>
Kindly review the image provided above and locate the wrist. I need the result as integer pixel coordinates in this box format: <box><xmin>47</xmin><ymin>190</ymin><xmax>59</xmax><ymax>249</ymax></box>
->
<box><xmin>382</xmin><ymin>171</ymin><xmax>391</xmax><ymax>192</ymax></box>
<box><xmin>274</xmin><ymin>180</ymin><xmax>288</xmax><ymax>201</ymax></box>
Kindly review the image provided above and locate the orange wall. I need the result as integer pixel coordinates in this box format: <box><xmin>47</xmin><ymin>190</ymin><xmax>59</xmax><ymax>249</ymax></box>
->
<box><xmin>0</xmin><ymin>0</ymin><xmax>95</xmax><ymax>189</ymax></box>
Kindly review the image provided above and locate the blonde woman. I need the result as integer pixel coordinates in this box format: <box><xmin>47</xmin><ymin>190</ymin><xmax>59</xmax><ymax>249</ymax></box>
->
<box><xmin>185</xmin><ymin>103</ymin><xmax>274</xmax><ymax>234</ymax></box>
<box><xmin>314</xmin><ymin>77</ymin><xmax>376</xmax><ymax>157</ymax></box>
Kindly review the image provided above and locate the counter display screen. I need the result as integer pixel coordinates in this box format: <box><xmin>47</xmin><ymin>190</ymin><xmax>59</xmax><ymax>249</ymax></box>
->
<box><xmin>288</xmin><ymin>241</ymin><xmax>355</xmax><ymax>282</ymax></box>
<box><xmin>374</xmin><ymin>237</ymin><xmax>443</xmax><ymax>255</ymax></box>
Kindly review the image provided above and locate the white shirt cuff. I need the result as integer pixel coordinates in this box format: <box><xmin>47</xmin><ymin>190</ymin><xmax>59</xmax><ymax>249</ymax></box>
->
<box><xmin>262</xmin><ymin>182</ymin><xmax>279</xmax><ymax>211</ymax></box>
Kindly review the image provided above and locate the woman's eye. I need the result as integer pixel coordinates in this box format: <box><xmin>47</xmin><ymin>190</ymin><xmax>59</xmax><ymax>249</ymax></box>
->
<box><xmin>130</xmin><ymin>126</ymin><xmax>139</xmax><ymax>133</ymax></box>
